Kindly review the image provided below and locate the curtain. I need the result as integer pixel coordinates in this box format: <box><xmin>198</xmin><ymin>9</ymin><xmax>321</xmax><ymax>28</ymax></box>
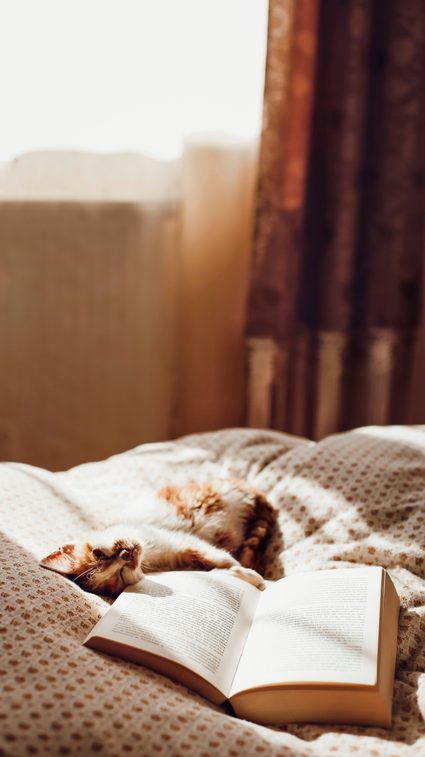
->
<box><xmin>0</xmin><ymin>145</ymin><xmax>259</xmax><ymax>469</ymax></box>
<box><xmin>246</xmin><ymin>0</ymin><xmax>425</xmax><ymax>439</ymax></box>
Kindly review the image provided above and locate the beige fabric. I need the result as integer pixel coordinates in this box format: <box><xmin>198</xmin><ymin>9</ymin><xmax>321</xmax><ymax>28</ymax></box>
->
<box><xmin>1</xmin><ymin>426</ymin><xmax>424</xmax><ymax>755</ymax></box>
<box><xmin>0</xmin><ymin>140</ymin><xmax>259</xmax><ymax>471</ymax></box>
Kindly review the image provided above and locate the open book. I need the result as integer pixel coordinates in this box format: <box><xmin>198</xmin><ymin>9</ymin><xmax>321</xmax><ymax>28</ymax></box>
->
<box><xmin>84</xmin><ymin>566</ymin><xmax>399</xmax><ymax>726</ymax></box>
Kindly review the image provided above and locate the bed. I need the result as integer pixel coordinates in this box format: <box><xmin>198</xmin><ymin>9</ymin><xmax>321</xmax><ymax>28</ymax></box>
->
<box><xmin>1</xmin><ymin>425</ymin><xmax>424</xmax><ymax>756</ymax></box>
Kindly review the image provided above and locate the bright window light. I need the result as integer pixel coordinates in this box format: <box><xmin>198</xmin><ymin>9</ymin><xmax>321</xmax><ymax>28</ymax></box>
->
<box><xmin>0</xmin><ymin>0</ymin><xmax>268</xmax><ymax>161</ymax></box>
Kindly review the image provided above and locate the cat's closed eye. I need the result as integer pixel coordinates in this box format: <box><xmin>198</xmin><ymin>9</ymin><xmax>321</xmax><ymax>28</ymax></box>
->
<box><xmin>92</xmin><ymin>548</ymin><xmax>109</xmax><ymax>560</ymax></box>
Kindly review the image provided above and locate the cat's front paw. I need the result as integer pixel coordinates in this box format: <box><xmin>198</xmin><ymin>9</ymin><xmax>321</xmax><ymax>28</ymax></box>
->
<box><xmin>121</xmin><ymin>565</ymin><xmax>144</xmax><ymax>587</ymax></box>
<box><xmin>227</xmin><ymin>565</ymin><xmax>266</xmax><ymax>590</ymax></box>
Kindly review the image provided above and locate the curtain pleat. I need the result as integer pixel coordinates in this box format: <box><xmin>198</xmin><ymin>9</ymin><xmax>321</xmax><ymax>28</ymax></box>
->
<box><xmin>246</xmin><ymin>0</ymin><xmax>319</xmax><ymax>429</ymax></box>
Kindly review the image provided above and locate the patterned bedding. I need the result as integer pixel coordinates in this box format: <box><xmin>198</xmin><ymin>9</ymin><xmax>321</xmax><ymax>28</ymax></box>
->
<box><xmin>1</xmin><ymin>426</ymin><xmax>424</xmax><ymax>756</ymax></box>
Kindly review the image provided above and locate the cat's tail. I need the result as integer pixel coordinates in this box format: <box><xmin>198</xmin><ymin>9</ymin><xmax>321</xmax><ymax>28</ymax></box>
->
<box><xmin>237</xmin><ymin>491</ymin><xmax>276</xmax><ymax>574</ymax></box>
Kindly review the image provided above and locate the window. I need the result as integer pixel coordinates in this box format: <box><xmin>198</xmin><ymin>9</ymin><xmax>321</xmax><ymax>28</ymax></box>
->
<box><xmin>1</xmin><ymin>0</ymin><xmax>268</xmax><ymax>162</ymax></box>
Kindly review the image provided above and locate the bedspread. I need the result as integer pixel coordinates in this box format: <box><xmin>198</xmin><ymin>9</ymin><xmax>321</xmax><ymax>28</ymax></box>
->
<box><xmin>1</xmin><ymin>425</ymin><xmax>424</xmax><ymax>756</ymax></box>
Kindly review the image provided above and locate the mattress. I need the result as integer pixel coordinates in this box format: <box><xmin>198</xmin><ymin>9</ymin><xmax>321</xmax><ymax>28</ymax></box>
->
<box><xmin>1</xmin><ymin>425</ymin><xmax>424</xmax><ymax>755</ymax></box>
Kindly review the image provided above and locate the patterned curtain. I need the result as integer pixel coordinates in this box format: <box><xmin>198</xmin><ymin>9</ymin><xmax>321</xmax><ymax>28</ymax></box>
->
<box><xmin>246</xmin><ymin>0</ymin><xmax>425</xmax><ymax>439</ymax></box>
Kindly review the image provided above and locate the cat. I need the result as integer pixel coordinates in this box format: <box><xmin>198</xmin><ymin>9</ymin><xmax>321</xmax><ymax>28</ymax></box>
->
<box><xmin>40</xmin><ymin>478</ymin><xmax>276</xmax><ymax>596</ymax></box>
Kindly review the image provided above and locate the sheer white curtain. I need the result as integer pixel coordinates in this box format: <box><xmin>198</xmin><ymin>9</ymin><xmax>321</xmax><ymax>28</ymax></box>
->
<box><xmin>0</xmin><ymin>0</ymin><xmax>267</xmax><ymax>467</ymax></box>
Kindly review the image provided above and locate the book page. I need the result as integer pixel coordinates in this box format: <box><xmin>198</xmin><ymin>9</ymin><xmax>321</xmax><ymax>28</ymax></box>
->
<box><xmin>85</xmin><ymin>570</ymin><xmax>260</xmax><ymax>696</ymax></box>
<box><xmin>230</xmin><ymin>567</ymin><xmax>383</xmax><ymax>696</ymax></box>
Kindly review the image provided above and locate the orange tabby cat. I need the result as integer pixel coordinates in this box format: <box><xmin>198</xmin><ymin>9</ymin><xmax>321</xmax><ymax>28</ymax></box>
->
<box><xmin>41</xmin><ymin>479</ymin><xmax>275</xmax><ymax>595</ymax></box>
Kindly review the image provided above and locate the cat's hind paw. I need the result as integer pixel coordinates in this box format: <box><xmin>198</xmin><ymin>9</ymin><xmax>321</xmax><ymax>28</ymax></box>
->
<box><xmin>226</xmin><ymin>565</ymin><xmax>266</xmax><ymax>590</ymax></box>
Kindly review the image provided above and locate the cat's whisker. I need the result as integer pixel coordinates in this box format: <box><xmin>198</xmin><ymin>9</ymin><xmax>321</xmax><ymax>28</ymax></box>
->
<box><xmin>73</xmin><ymin>565</ymin><xmax>97</xmax><ymax>584</ymax></box>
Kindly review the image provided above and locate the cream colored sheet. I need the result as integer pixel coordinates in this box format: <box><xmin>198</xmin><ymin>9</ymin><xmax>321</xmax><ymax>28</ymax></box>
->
<box><xmin>0</xmin><ymin>426</ymin><xmax>424</xmax><ymax>755</ymax></box>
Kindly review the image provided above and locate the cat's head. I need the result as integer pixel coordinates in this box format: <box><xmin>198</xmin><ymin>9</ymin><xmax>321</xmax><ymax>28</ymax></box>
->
<box><xmin>40</xmin><ymin>530</ymin><xmax>144</xmax><ymax>596</ymax></box>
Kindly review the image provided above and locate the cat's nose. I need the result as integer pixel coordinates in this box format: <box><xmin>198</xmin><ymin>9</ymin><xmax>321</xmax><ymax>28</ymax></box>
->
<box><xmin>119</xmin><ymin>548</ymin><xmax>134</xmax><ymax>561</ymax></box>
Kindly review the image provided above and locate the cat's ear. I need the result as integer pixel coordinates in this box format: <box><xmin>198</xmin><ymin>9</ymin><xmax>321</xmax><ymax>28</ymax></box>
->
<box><xmin>40</xmin><ymin>544</ymin><xmax>80</xmax><ymax>575</ymax></box>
